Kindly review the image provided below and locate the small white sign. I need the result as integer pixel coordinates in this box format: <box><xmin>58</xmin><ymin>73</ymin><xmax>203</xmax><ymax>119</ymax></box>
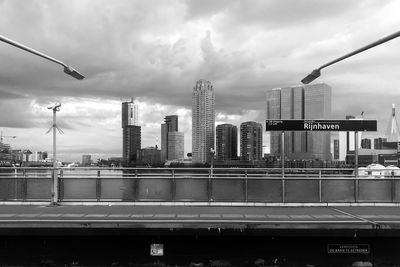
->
<box><xmin>150</xmin><ymin>243</ymin><xmax>164</xmax><ymax>256</ymax></box>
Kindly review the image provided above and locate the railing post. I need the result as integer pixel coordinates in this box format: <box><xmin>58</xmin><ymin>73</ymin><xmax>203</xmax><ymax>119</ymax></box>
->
<box><xmin>391</xmin><ymin>171</ymin><xmax>395</xmax><ymax>203</ymax></box>
<box><xmin>282</xmin><ymin>175</ymin><xmax>285</xmax><ymax>203</ymax></box>
<box><xmin>96</xmin><ymin>170</ymin><xmax>101</xmax><ymax>201</ymax></box>
<box><xmin>245</xmin><ymin>170</ymin><xmax>248</xmax><ymax>202</ymax></box>
<box><xmin>354</xmin><ymin>175</ymin><xmax>359</xmax><ymax>203</ymax></box>
<box><xmin>133</xmin><ymin>169</ymin><xmax>139</xmax><ymax>201</ymax></box>
<box><xmin>59</xmin><ymin>169</ymin><xmax>64</xmax><ymax>201</ymax></box>
<box><xmin>208</xmin><ymin>169</ymin><xmax>213</xmax><ymax>201</ymax></box>
<box><xmin>319</xmin><ymin>169</ymin><xmax>322</xmax><ymax>202</ymax></box>
<box><xmin>22</xmin><ymin>169</ymin><xmax>27</xmax><ymax>201</ymax></box>
<box><xmin>171</xmin><ymin>169</ymin><xmax>176</xmax><ymax>201</ymax></box>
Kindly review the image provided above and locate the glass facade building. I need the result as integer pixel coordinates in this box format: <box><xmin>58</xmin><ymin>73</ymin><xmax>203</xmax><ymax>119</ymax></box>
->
<box><xmin>266</xmin><ymin>83</ymin><xmax>332</xmax><ymax>160</ymax></box>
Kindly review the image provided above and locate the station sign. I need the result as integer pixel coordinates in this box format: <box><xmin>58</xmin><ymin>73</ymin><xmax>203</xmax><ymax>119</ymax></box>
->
<box><xmin>327</xmin><ymin>244</ymin><xmax>370</xmax><ymax>254</ymax></box>
<box><xmin>265</xmin><ymin>120</ymin><xmax>377</xmax><ymax>132</ymax></box>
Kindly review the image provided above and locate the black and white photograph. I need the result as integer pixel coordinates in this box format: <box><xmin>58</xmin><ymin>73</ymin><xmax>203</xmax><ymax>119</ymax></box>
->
<box><xmin>1</xmin><ymin>0</ymin><xmax>400</xmax><ymax>266</ymax></box>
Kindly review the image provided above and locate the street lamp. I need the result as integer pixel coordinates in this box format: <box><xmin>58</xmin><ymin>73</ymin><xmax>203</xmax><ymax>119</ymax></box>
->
<box><xmin>301</xmin><ymin>30</ymin><xmax>400</xmax><ymax>84</ymax></box>
<box><xmin>0</xmin><ymin>34</ymin><xmax>85</xmax><ymax>80</ymax></box>
<box><xmin>0</xmin><ymin>34</ymin><xmax>85</xmax><ymax>205</ymax></box>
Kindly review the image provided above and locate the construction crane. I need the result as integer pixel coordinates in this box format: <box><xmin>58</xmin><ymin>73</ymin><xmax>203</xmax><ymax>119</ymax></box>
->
<box><xmin>0</xmin><ymin>131</ymin><xmax>16</xmax><ymax>144</ymax></box>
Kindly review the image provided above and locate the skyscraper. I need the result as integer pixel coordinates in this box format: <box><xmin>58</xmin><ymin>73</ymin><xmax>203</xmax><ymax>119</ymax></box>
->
<box><xmin>266</xmin><ymin>83</ymin><xmax>332</xmax><ymax>160</ymax></box>
<box><xmin>122</xmin><ymin>99</ymin><xmax>141</xmax><ymax>166</ymax></box>
<box><xmin>161</xmin><ymin>115</ymin><xmax>178</xmax><ymax>162</ymax></box>
<box><xmin>192</xmin><ymin>79</ymin><xmax>215</xmax><ymax>163</ymax></box>
<box><xmin>216</xmin><ymin>124</ymin><xmax>237</xmax><ymax>161</ymax></box>
<box><xmin>240</xmin><ymin>121</ymin><xmax>263</xmax><ymax>161</ymax></box>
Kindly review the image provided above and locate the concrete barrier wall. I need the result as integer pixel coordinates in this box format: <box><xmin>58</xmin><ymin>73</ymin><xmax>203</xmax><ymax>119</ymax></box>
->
<box><xmin>247</xmin><ymin>180</ymin><xmax>282</xmax><ymax>202</ymax></box>
<box><xmin>358</xmin><ymin>179</ymin><xmax>392</xmax><ymax>202</ymax></box>
<box><xmin>212</xmin><ymin>179</ymin><xmax>245</xmax><ymax>201</ymax></box>
<box><xmin>175</xmin><ymin>179</ymin><xmax>209</xmax><ymax>201</ymax></box>
<box><xmin>137</xmin><ymin>179</ymin><xmax>172</xmax><ymax>200</ymax></box>
<box><xmin>285</xmin><ymin>179</ymin><xmax>319</xmax><ymax>202</ymax></box>
<box><xmin>27</xmin><ymin>179</ymin><xmax>51</xmax><ymax>200</ymax></box>
<box><xmin>322</xmin><ymin>180</ymin><xmax>355</xmax><ymax>202</ymax></box>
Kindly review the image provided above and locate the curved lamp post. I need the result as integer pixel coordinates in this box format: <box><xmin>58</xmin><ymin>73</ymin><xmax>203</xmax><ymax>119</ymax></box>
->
<box><xmin>301</xmin><ymin>30</ymin><xmax>400</xmax><ymax>84</ymax></box>
<box><xmin>0</xmin><ymin>34</ymin><xmax>85</xmax><ymax>205</ymax></box>
<box><xmin>0</xmin><ymin>34</ymin><xmax>84</xmax><ymax>80</ymax></box>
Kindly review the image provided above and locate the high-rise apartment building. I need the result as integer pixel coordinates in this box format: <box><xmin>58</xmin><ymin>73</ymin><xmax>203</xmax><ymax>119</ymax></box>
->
<box><xmin>266</xmin><ymin>83</ymin><xmax>332</xmax><ymax>160</ymax></box>
<box><xmin>192</xmin><ymin>79</ymin><xmax>215</xmax><ymax>163</ymax></box>
<box><xmin>216</xmin><ymin>124</ymin><xmax>238</xmax><ymax>161</ymax></box>
<box><xmin>122</xmin><ymin>99</ymin><xmax>141</xmax><ymax>166</ymax></box>
<box><xmin>240</xmin><ymin>121</ymin><xmax>263</xmax><ymax>161</ymax></box>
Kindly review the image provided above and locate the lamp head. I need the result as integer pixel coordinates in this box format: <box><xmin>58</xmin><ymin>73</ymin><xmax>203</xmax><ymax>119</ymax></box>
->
<box><xmin>301</xmin><ymin>69</ymin><xmax>321</xmax><ymax>84</ymax></box>
<box><xmin>47</xmin><ymin>103</ymin><xmax>61</xmax><ymax>111</ymax></box>
<box><xmin>64</xmin><ymin>66</ymin><xmax>85</xmax><ymax>80</ymax></box>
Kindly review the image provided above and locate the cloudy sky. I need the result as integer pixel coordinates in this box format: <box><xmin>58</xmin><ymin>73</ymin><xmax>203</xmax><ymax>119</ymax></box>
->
<box><xmin>1</xmin><ymin>0</ymin><xmax>400</xmax><ymax>161</ymax></box>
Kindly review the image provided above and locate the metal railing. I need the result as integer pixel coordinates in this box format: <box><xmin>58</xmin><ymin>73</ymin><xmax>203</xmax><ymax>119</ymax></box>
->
<box><xmin>0</xmin><ymin>167</ymin><xmax>398</xmax><ymax>204</ymax></box>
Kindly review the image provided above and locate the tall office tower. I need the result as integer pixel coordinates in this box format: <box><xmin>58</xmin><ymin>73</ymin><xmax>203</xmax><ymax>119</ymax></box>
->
<box><xmin>167</xmin><ymin>132</ymin><xmax>185</xmax><ymax>160</ymax></box>
<box><xmin>122</xmin><ymin>99</ymin><xmax>141</xmax><ymax>166</ymax></box>
<box><xmin>161</xmin><ymin>115</ymin><xmax>178</xmax><ymax>162</ymax></box>
<box><xmin>333</xmin><ymin>139</ymin><xmax>339</xmax><ymax>160</ymax></box>
<box><xmin>216</xmin><ymin>124</ymin><xmax>238</xmax><ymax>161</ymax></box>
<box><xmin>374</xmin><ymin>137</ymin><xmax>387</xmax><ymax>149</ymax></box>
<box><xmin>240</xmin><ymin>121</ymin><xmax>263</xmax><ymax>161</ymax></box>
<box><xmin>192</xmin><ymin>79</ymin><xmax>215</xmax><ymax>163</ymax></box>
<box><xmin>266</xmin><ymin>83</ymin><xmax>332</xmax><ymax>160</ymax></box>
<box><xmin>361</xmin><ymin>138</ymin><xmax>372</xmax><ymax>149</ymax></box>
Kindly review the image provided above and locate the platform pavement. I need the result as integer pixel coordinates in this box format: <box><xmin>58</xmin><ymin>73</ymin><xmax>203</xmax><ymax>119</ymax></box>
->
<box><xmin>0</xmin><ymin>204</ymin><xmax>399</xmax><ymax>231</ymax></box>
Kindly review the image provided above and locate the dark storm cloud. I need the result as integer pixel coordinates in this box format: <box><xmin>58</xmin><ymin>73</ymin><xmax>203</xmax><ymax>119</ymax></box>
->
<box><xmin>1</xmin><ymin>0</ymin><xmax>400</xmax><ymax>157</ymax></box>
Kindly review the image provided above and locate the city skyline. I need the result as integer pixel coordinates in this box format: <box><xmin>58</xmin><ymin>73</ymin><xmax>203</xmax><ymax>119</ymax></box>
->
<box><xmin>1</xmin><ymin>1</ymin><xmax>400</xmax><ymax>161</ymax></box>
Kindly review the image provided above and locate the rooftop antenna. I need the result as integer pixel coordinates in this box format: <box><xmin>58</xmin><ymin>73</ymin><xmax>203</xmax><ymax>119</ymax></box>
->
<box><xmin>46</xmin><ymin>103</ymin><xmax>63</xmax><ymax>205</ymax></box>
<box><xmin>386</xmin><ymin>104</ymin><xmax>400</xmax><ymax>142</ymax></box>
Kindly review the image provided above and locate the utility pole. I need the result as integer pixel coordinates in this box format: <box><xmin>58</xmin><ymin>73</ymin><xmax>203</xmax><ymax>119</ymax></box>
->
<box><xmin>47</xmin><ymin>103</ymin><xmax>62</xmax><ymax>205</ymax></box>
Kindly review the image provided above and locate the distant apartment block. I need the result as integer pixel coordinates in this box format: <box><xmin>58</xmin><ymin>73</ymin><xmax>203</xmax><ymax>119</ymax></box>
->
<box><xmin>167</xmin><ymin>132</ymin><xmax>185</xmax><ymax>160</ymax></box>
<box><xmin>361</xmin><ymin>138</ymin><xmax>372</xmax><ymax>149</ymax></box>
<box><xmin>82</xmin><ymin>154</ymin><xmax>92</xmax><ymax>166</ymax></box>
<box><xmin>216</xmin><ymin>124</ymin><xmax>237</xmax><ymax>161</ymax></box>
<box><xmin>192</xmin><ymin>79</ymin><xmax>215</xmax><ymax>163</ymax></box>
<box><xmin>240</xmin><ymin>121</ymin><xmax>263</xmax><ymax>161</ymax></box>
<box><xmin>333</xmin><ymin>139</ymin><xmax>339</xmax><ymax>160</ymax></box>
<box><xmin>374</xmin><ymin>137</ymin><xmax>387</xmax><ymax>149</ymax></box>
